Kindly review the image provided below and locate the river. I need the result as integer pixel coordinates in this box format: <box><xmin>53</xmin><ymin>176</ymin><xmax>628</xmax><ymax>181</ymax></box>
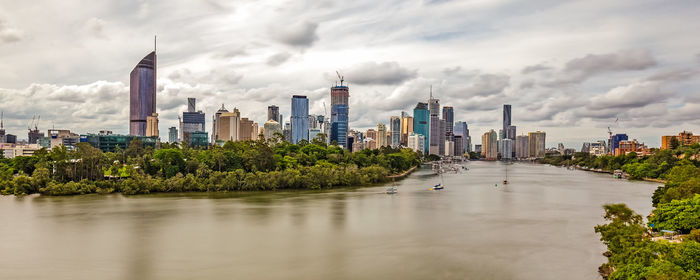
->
<box><xmin>0</xmin><ymin>161</ymin><xmax>658</xmax><ymax>280</ymax></box>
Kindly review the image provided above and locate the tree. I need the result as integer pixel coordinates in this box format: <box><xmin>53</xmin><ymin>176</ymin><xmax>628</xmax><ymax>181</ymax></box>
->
<box><xmin>670</xmin><ymin>137</ymin><xmax>680</xmax><ymax>150</ymax></box>
<box><xmin>154</xmin><ymin>149</ymin><xmax>185</xmax><ymax>178</ymax></box>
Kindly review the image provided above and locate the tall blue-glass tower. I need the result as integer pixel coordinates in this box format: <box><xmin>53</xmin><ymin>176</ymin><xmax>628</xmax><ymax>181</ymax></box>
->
<box><xmin>413</xmin><ymin>102</ymin><xmax>430</xmax><ymax>154</ymax></box>
<box><xmin>291</xmin><ymin>95</ymin><xmax>309</xmax><ymax>144</ymax></box>
<box><xmin>330</xmin><ymin>77</ymin><xmax>349</xmax><ymax>148</ymax></box>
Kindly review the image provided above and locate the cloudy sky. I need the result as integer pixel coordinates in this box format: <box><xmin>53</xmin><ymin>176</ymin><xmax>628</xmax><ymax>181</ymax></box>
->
<box><xmin>0</xmin><ymin>0</ymin><xmax>699</xmax><ymax>148</ymax></box>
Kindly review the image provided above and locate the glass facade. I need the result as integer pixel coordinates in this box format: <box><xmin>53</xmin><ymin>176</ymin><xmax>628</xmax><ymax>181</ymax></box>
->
<box><xmin>412</xmin><ymin>102</ymin><xmax>429</xmax><ymax>154</ymax></box>
<box><xmin>130</xmin><ymin>52</ymin><xmax>156</xmax><ymax>136</ymax></box>
<box><xmin>330</xmin><ymin>85</ymin><xmax>349</xmax><ymax>148</ymax></box>
<box><xmin>291</xmin><ymin>95</ymin><xmax>309</xmax><ymax>144</ymax></box>
<box><xmin>82</xmin><ymin>134</ymin><xmax>157</xmax><ymax>152</ymax></box>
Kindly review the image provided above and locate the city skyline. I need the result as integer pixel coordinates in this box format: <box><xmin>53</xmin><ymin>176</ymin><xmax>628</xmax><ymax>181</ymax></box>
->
<box><xmin>0</xmin><ymin>1</ymin><xmax>699</xmax><ymax>147</ymax></box>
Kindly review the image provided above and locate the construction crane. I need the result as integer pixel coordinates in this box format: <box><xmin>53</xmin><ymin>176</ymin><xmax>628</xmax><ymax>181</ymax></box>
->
<box><xmin>335</xmin><ymin>71</ymin><xmax>344</xmax><ymax>85</ymax></box>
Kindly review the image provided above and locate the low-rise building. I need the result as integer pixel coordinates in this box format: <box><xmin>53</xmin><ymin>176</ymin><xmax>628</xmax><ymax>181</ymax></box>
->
<box><xmin>0</xmin><ymin>143</ymin><xmax>42</xmax><ymax>158</ymax></box>
<box><xmin>661</xmin><ymin>131</ymin><xmax>700</xmax><ymax>149</ymax></box>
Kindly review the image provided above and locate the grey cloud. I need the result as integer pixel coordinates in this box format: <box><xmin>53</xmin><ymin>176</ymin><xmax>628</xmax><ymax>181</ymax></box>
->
<box><xmin>344</xmin><ymin>61</ymin><xmax>417</xmax><ymax>85</ymax></box>
<box><xmin>521</xmin><ymin>64</ymin><xmax>551</xmax><ymax>74</ymax></box>
<box><xmin>442</xmin><ymin>66</ymin><xmax>461</xmax><ymax>75</ymax></box>
<box><xmin>588</xmin><ymin>81</ymin><xmax>666</xmax><ymax>110</ymax></box>
<box><xmin>0</xmin><ymin>19</ymin><xmax>23</xmax><ymax>43</ymax></box>
<box><xmin>646</xmin><ymin>68</ymin><xmax>699</xmax><ymax>82</ymax></box>
<box><xmin>519</xmin><ymin>79</ymin><xmax>535</xmax><ymax>89</ymax></box>
<box><xmin>272</xmin><ymin>21</ymin><xmax>319</xmax><ymax>47</ymax></box>
<box><xmin>462</xmin><ymin>74</ymin><xmax>510</xmax><ymax>97</ymax></box>
<box><xmin>545</xmin><ymin>50</ymin><xmax>657</xmax><ymax>86</ymax></box>
<box><xmin>266</xmin><ymin>52</ymin><xmax>292</xmax><ymax>66</ymax></box>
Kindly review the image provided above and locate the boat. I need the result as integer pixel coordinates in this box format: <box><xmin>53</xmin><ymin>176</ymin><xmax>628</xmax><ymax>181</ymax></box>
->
<box><xmin>430</xmin><ymin>172</ymin><xmax>445</xmax><ymax>190</ymax></box>
<box><xmin>613</xmin><ymin>169</ymin><xmax>623</xmax><ymax>179</ymax></box>
<box><xmin>503</xmin><ymin>162</ymin><xmax>510</xmax><ymax>185</ymax></box>
<box><xmin>386</xmin><ymin>179</ymin><xmax>398</xmax><ymax>194</ymax></box>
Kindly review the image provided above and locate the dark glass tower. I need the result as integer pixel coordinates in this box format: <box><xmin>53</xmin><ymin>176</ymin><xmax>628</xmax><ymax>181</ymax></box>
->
<box><xmin>129</xmin><ymin>51</ymin><xmax>156</xmax><ymax>136</ymax></box>
<box><xmin>330</xmin><ymin>78</ymin><xmax>349</xmax><ymax>148</ymax></box>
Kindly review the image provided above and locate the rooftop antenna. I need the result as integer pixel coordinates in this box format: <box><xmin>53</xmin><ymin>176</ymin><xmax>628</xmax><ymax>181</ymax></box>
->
<box><xmin>1</xmin><ymin>111</ymin><xmax>3</xmax><ymax>129</ymax></box>
<box><xmin>430</xmin><ymin>85</ymin><xmax>433</xmax><ymax>99</ymax></box>
<box><xmin>154</xmin><ymin>35</ymin><xmax>157</xmax><ymax>52</ymax></box>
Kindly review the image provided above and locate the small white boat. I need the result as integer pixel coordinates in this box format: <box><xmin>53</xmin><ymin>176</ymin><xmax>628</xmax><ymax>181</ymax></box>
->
<box><xmin>386</xmin><ymin>187</ymin><xmax>398</xmax><ymax>194</ymax></box>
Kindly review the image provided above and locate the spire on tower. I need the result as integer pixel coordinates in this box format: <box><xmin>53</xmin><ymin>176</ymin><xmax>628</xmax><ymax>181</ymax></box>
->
<box><xmin>154</xmin><ymin>35</ymin><xmax>157</xmax><ymax>52</ymax></box>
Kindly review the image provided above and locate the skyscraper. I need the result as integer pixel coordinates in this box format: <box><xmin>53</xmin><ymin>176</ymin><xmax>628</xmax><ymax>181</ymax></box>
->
<box><xmin>442</xmin><ymin>106</ymin><xmax>454</xmax><ymax>141</ymax></box>
<box><xmin>528</xmin><ymin>131</ymin><xmax>546</xmax><ymax>158</ymax></box>
<box><xmin>376</xmin><ymin>123</ymin><xmax>387</xmax><ymax>148</ymax></box>
<box><xmin>503</xmin><ymin>104</ymin><xmax>511</xmax><ymax>135</ymax></box>
<box><xmin>180</xmin><ymin>98</ymin><xmax>206</xmax><ymax>146</ymax></box>
<box><xmin>438</xmin><ymin>119</ymin><xmax>446</xmax><ymax>155</ymax></box>
<box><xmin>516</xmin><ymin>135</ymin><xmax>529</xmax><ymax>158</ymax></box>
<box><xmin>129</xmin><ymin>51</ymin><xmax>157</xmax><ymax>136</ymax></box>
<box><xmin>211</xmin><ymin>104</ymin><xmax>229</xmax><ymax>144</ymax></box>
<box><xmin>428</xmin><ymin>89</ymin><xmax>440</xmax><ymax>155</ymax></box>
<box><xmin>390</xmin><ymin>116</ymin><xmax>401</xmax><ymax>148</ymax></box>
<box><xmin>400</xmin><ymin>112</ymin><xmax>413</xmax><ymax>146</ymax></box>
<box><xmin>291</xmin><ymin>95</ymin><xmax>309</xmax><ymax>144</ymax></box>
<box><xmin>267</xmin><ymin>105</ymin><xmax>280</xmax><ymax>122</ymax></box>
<box><xmin>482</xmin><ymin>130</ymin><xmax>498</xmax><ymax>160</ymax></box>
<box><xmin>330</xmin><ymin>77</ymin><xmax>350</xmax><ymax>148</ymax></box>
<box><xmin>453</xmin><ymin>121</ymin><xmax>469</xmax><ymax>154</ymax></box>
<box><xmin>412</xmin><ymin>102</ymin><xmax>429</xmax><ymax>154</ymax></box>
<box><xmin>168</xmin><ymin>127</ymin><xmax>178</xmax><ymax>143</ymax></box>
<box><xmin>501</xmin><ymin>139</ymin><xmax>513</xmax><ymax>160</ymax></box>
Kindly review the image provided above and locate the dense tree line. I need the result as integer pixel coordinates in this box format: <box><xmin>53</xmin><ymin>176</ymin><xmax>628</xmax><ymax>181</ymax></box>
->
<box><xmin>0</xmin><ymin>138</ymin><xmax>421</xmax><ymax>196</ymax></box>
<box><xmin>587</xmin><ymin>144</ymin><xmax>700</xmax><ymax>279</ymax></box>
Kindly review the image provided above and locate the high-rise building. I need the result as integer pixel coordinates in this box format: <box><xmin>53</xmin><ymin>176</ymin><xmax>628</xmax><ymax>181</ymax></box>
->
<box><xmin>413</xmin><ymin>102</ymin><xmax>429</xmax><ymax>154</ymax></box>
<box><xmin>503</xmin><ymin>105</ymin><xmax>512</xmax><ymax>138</ymax></box>
<box><xmin>407</xmin><ymin>132</ymin><xmax>425</xmax><ymax>154</ymax></box>
<box><xmin>376</xmin><ymin>123</ymin><xmax>388</xmax><ymax>148</ymax></box>
<box><xmin>365</xmin><ymin>129</ymin><xmax>377</xmax><ymax>141</ymax></box>
<box><xmin>515</xmin><ymin>135</ymin><xmax>529</xmax><ymax>158</ymax></box>
<box><xmin>180</xmin><ymin>98</ymin><xmax>206</xmax><ymax>146</ymax></box>
<box><xmin>239</xmin><ymin>118</ymin><xmax>255</xmax><ymax>141</ymax></box>
<box><xmin>501</xmin><ymin>139</ymin><xmax>513</xmax><ymax>160</ymax></box>
<box><xmin>438</xmin><ymin>119</ymin><xmax>446</xmax><ymax>155</ymax></box>
<box><xmin>217</xmin><ymin>109</ymin><xmax>240</xmax><ymax>142</ymax></box>
<box><xmin>28</xmin><ymin>129</ymin><xmax>44</xmax><ymax>145</ymax></box>
<box><xmin>330</xmin><ymin>77</ymin><xmax>350</xmax><ymax>148</ymax></box>
<box><xmin>146</xmin><ymin>113</ymin><xmax>159</xmax><ymax>137</ymax></box>
<box><xmin>211</xmin><ymin>104</ymin><xmax>229</xmax><ymax>144</ymax></box>
<box><xmin>482</xmin><ymin>129</ymin><xmax>498</xmax><ymax>160</ymax></box>
<box><xmin>454</xmin><ymin>121</ymin><xmax>469</xmax><ymax>154</ymax></box>
<box><xmin>0</xmin><ymin>112</ymin><xmax>5</xmax><ymax>143</ymax></box>
<box><xmin>263</xmin><ymin>119</ymin><xmax>282</xmax><ymax>141</ymax></box>
<box><xmin>453</xmin><ymin>135</ymin><xmax>463</xmax><ymax>157</ymax></box>
<box><xmin>474</xmin><ymin>144</ymin><xmax>482</xmax><ymax>155</ymax></box>
<box><xmin>390</xmin><ymin>116</ymin><xmax>401</xmax><ymax>148</ymax></box>
<box><xmin>267</xmin><ymin>105</ymin><xmax>280</xmax><ymax>122</ymax></box>
<box><xmin>129</xmin><ymin>51</ymin><xmax>157</xmax><ymax>136</ymax></box>
<box><xmin>291</xmin><ymin>95</ymin><xmax>309</xmax><ymax>144</ymax></box>
<box><xmin>400</xmin><ymin>112</ymin><xmax>413</xmax><ymax>146</ymax></box>
<box><xmin>428</xmin><ymin>90</ymin><xmax>440</xmax><ymax>155</ymax></box>
<box><xmin>590</xmin><ymin>141</ymin><xmax>607</xmax><ymax>156</ymax></box>
<box><xmin>444</xmin><ymin>140</ymin><xmax>454</xmax><ymax>156</ymax></box>
<box><xmin>528</xmin><ymin>131</ymin><xmax>546</xmax><ymax>158</ymax></box>
<box><xmin>442</xmin><ymin>106</ymin><xmax>454</xmax><ymax>141</ymax></box>
<box><xmin>168</xmin><ymin>127</ymin><xmax>178</xmax><ymax>143</ymax></box>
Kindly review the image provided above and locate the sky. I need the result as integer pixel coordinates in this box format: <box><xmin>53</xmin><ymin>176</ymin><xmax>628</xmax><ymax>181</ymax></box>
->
<box><xmin>0</xmin><ymin>0</ymin><xmax>699</xmax><ymax>148</ymax></box>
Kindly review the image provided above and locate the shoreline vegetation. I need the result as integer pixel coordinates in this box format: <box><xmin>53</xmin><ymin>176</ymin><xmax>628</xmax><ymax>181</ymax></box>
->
<box><xmin>538</xmin><ymin>144</ymin><xmax>700</xmax><ymax>279</ymax></box>
<box><xmin>0</xmin><ymin>138</ymin><xmax>421</xmax><ymax>196</ymax></box>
